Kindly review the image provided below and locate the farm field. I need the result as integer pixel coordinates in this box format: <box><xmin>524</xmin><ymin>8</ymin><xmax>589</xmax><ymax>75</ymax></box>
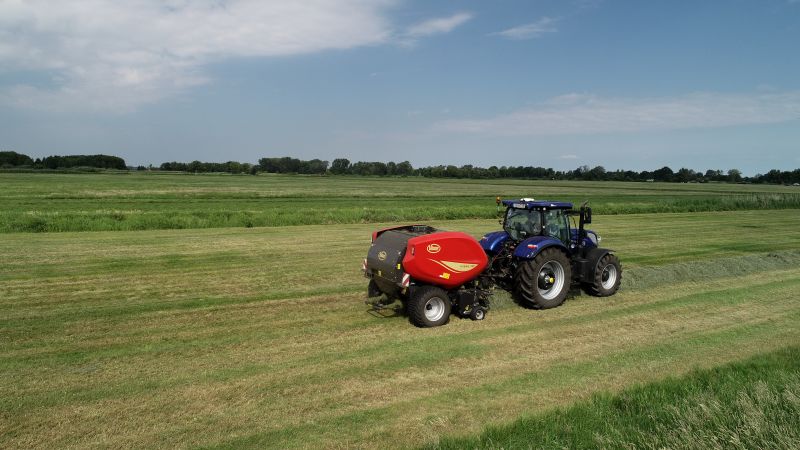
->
<box><xmin>1</xmin><ymin>172</ymin><xmax>800</xmax><ymax>449</ymax></box>
<box><xmin>2</xmin><ymin>172</ymin><xmax>799</xmax><ymax>232</ymax></box>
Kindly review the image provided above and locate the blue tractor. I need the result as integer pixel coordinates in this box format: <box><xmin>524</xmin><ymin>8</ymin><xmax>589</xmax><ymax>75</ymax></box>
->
<box><xmin>481</xmin><ymin>198</ymin><xmax>621</xmax><ymax>309</ymax></box>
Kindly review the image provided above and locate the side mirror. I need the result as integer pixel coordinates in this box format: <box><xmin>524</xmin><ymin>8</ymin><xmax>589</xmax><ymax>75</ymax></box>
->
<box><xmin>584</xmin><ymin>207</ymin><xmax>592</xmax><ymax>224</ymax></box>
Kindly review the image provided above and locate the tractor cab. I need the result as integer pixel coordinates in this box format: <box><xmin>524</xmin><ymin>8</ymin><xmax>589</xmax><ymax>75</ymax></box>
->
<box><xmin>498</xmin><ymin>199</ymin><xmax>601</xmax><ymax>251</ymax></box>
<box><xmin>502</xmin><ymin>199</ymin><xmax>574</xmax><ymax>245</ymax></box>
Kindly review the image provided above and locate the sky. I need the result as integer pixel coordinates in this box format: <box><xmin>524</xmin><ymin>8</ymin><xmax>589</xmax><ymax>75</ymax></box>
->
<box><xmin>1</xmin><ymin>0</ymin><xmax>799</xmax><ymax>175</ymax></box>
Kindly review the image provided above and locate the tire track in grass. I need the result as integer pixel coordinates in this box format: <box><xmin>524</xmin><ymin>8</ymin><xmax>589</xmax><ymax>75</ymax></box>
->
<box><xmin>5</xmin><ymin>268</ymin><xmax>798</xmax><ymax>449</ymax></box>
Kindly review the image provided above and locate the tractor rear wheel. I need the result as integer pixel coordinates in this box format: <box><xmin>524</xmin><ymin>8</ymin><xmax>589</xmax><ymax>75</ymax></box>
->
<box><xmin>585</xmin><ymin>253</ymin><xmax>622</xmax><ymax>297</ymax></box>
<box><xmin>514</xmin><ymin>248</ymin><xmax>572</xmax><ymax>309</ymax></box>
<box><xmin>407</xmin><ymin>286</ymin><xmax>451</xmax><ymax>327</ymax></box>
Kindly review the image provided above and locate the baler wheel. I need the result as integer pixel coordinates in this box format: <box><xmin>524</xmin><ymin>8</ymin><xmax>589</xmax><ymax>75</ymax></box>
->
<box><xmin>514</xmin><ymin>248</ymin><xmax>572</xmax><ymax>309</ymax></box>
<box><xmin>585</xmin><ymin>253</ymin><xmax>622</xmax><ymax>297</ymax></box>
<box><xmin>408</xmin><ymin>286</ymin><xmax>451</xmax><ymax>328</ymax></box>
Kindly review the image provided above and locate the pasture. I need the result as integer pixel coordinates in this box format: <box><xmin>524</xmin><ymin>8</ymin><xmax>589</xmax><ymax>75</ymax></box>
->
<box><xmin>1</xmin><ymin>173</ymin><xmax>799</xmax><ymax>448</ymax></box>
<box><xmin>1</xmin><ymin>172</ymin><xmax>799</xmax><ymax>232</ymax></box>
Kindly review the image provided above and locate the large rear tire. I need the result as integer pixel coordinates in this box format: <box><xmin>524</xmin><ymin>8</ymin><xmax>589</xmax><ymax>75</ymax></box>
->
<box><xmin>585</xmin><ymin>253</ymin><xmax>622</xmax><ymax>297</ymax></box>
<box><xmin>408</xmin><ymin>286</ymin><xmax>451</xmax><ymax>328</ymax></box>
<box><xmin>514</xmin><ymin>248</ymin><xmax>572</xmax><ymax>309</ymax></box>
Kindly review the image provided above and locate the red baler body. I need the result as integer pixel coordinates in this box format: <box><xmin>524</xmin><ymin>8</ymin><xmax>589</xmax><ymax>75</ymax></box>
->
<box><xmin>402</xmin><ymin>232</ymin><xmax>489</xmax><ymax>289</ymax></box>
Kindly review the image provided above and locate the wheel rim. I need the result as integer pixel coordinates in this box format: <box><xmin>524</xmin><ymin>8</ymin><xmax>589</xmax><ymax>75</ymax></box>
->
<box><xmin>601</xmin><ymin>264</ymin><xmax>617</xmax><ymax>289</ymax></box>
<box><xmin>537</xmin><ymin>261</ymin><xmax>565</xmax><ymax>300</ymax></box>
<box><xmin>424</xmin><ymin>296</ymin><xmax>446</xmax><ymax>322</ymax></box>
<box><xmin>475</xmin><ymin>309</ymin><xmax>485</xmax><ymax>320</ymax></box>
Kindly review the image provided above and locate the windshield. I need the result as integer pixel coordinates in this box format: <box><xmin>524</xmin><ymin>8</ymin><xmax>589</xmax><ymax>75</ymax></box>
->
<box><xmin>504</xmin><ymin>208</ymin><xmax>542</xmax><ymax>241</ymax></box>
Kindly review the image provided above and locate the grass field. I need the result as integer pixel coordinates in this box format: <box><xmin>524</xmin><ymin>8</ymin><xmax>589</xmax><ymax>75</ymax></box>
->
<box><xmin>2</xmin><ymin>172</ymin><xmax>799</xmax><ymax>232</ymax></box>
<box><xmin>431</xmin><ymin>346</ymin><xmax>800</xmax><ymax>449</ymax></box>
<box><xmin>1</xmin><ymin>174</ymin><xmax>799</xmax><ymax>448</ymax></box>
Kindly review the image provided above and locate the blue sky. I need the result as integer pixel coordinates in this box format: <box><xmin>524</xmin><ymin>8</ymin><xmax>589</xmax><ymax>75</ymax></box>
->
<box><xmin>1</xmin><ymin>0</ymin><xmax>799</xmax><ymax>174</ymax></box>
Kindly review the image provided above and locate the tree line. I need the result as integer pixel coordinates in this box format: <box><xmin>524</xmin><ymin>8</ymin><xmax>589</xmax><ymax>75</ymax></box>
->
<box><xmin>3</xmin><ymin>150</ymin><xmax>799</xmax><ymax>184</ymax></box>
<box><xmin>1</xmin><ymin>151</ymin><xmax>126</xmax><ymax>170</ymax></box>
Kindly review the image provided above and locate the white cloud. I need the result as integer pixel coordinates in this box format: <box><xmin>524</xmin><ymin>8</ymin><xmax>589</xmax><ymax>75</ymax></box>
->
<box><xmin>405</xmin><ymin>12</ymin><xmax>473</xmax><ymax>38</ymax></box>
<box><xmin>0</xmin><ymin>0</ymin><xmax>397</xmax><ymax>112</ymax></box>
<box><xmin>435</xmin><ymin>91</ymin><xmax>800</xmax><ymax>136</ymax></box>
<box><xmin>560</xmin><ymin>154</ymin><xmax>579</xmax><ymax>159</ymax></box>
<box><xmin>490</xmin><ymin>17</ymin><xmax>558</xmax><ymax>40</ymax></box>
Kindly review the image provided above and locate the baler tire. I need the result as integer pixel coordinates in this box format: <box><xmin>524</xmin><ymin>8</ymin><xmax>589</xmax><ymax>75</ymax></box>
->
<box><xmin>470</xmin><ymin>307</ymin><xmax>486</xmax><ymax>321</ymax></box>
<box><xmin>407</xmin><ymin>286</ymin><xmax>451</xmax><ymax>328</ymax></box>
<box><xmin>367</xmin><ymin>280</ymin><xmax>382</xmax><ymax>298</ymax></box>
<box><xmin>514</xmin><ymin>248</ymin><xmax>572</xmax><ymax>309</ymax></box>
<box><xmin>585</xmin><ymin>253</ymin><xmax>622</xmax><ymax>297</ymax></box>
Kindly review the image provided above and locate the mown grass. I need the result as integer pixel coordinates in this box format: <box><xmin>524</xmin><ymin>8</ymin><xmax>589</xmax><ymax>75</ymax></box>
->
<box><xmin>2</xmin><ymin>209</ymin><xmax>800</xmax><ymax>448</ymax></box>
<box><xmin>429</xmin><ymin>346</ymin><xmax>800</xmax><ymax>450</ymax></box>
<box><xmin>2</xmin><ymin>172</ymin><xmax>799</xmax><ymax>232</ymax></box>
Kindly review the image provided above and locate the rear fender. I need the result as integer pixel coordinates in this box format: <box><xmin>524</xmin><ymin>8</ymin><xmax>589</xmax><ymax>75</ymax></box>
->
<box><xmin>513</xmin><ymin>236</ymin><xmax>567</xmax><ymax>260</ymax></box>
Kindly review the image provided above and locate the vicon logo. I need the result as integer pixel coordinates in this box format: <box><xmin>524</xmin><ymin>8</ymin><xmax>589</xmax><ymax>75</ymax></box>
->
<box><xmin>426</xmin><ymin>243</ymin><xmax>441</xmax><ymax>254</ymax></box>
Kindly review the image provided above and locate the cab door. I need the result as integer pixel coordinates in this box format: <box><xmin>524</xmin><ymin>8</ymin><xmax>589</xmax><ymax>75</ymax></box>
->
<box><xmin>543</xmin><ymin>209</ymin><xmax>571</xmax><ymax>245</ymax></box>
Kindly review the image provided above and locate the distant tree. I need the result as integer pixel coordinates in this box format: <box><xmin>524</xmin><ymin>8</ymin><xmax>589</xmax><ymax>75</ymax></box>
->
<box><xmin>0</xmin><ymin>151</ymin><xmax>34</xmax><ymax>167</ymax></box>
<box><xmin>40</xmin><ymin>154</ymin><xmax>126</xmax><ymax>170</ymax></box>
<box><xmin>585</xmin><ymin>166</ymin><xmax>606</xmax><ymax>181</ymax></box>
<box><xmin>652</xmin><ymin>166</ymin><xmax>674</xmax><ymax>182</ymax></box>
<box><xmin>675</xmin><ymin>167</ymin><xmax>700</xmax><ymax>183</ymax></box>
<box><xmin>396</xmin><ymin>161</ymin><xmax>413</xmax><ymax>176</ymax></box>
<box><xmin>330</xmin><ymin>158</ymin><xmax>351</xmax><ymax>175</ymax></box>
<box><xmin>727</xmin><ymin>169</ymin><xmax>742</xmax><ymax>183</ymax></box>
<box><xmin>302</xmin><ymin>159</ymin><xmax>328</xmax><ymax>174</ymax></box>
<box><xmin>704</xmin><ymin>169</ymin><xmax>724</xmax><ymax>182</ymax></box>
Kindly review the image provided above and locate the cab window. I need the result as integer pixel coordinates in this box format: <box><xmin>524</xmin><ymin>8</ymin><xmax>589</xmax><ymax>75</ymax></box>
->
<box><xmin>543</xmin><ymin>209</ymin><xmax>570</xmax><ymax>243</ymax></box>
<box><xmin>505</xmin><ymin>208</ymin><xmax>541</xmax><ymax>241</ymax></box>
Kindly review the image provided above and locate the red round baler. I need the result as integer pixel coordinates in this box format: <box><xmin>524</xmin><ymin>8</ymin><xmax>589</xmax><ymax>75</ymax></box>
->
<box><xmin>364</xmin><ymin>225</ymin><xmax>491</xmax><ymax>327</ymax></box>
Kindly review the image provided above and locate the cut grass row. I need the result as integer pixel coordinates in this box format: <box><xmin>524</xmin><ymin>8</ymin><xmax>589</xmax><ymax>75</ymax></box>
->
<box><xmin>429</xmin><ymin>346</ymin><xmax>800</xmax><ymax>450</ymax></box>
<box><xmin>2</xmin><ymin>173</ymin><xmax>799</xmax><ymax>232</ymax></box>
<box><xmin>2</xmin><ymin>210</ymin><xmax>800</xmax><ymax>448</ymax></box>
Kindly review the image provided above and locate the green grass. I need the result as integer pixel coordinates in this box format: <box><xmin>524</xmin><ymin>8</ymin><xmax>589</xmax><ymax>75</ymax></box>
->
<box><xmin>2</xmin><ymin>208</ymin><xmax>800</xmax><ymax>448</ymax></box>
<box><xmin>429</xmin><ymin>346</ymin><xmax>800</xmax><ymax>450</ymax></box>
<box><xmin>2</xmin><ymin>172</ymin><xmax>799</xmax><ymax>232</ymax></box>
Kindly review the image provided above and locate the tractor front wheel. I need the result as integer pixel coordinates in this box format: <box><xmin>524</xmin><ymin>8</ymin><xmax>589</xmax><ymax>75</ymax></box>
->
<box><xmin>407</xmin><ymin>286</ymin><xmax>451</xmax><ymax>328</ymax></box>
<box><xmin>514</xmin><ymin>248</ymin><xmax>572</xmax><ymax>309</ymax></box>
<box><xmin>585</xmin><ymin>253</ymin><xmax>622</xmax><ymax>297</ymax></box>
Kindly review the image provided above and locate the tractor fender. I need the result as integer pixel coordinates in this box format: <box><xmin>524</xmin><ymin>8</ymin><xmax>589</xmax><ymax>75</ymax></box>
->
<box><xmin>479</xmin><ymin>231</ymin><xmax>509</xmax><ymax>254</ymax></box>
<box><xmin>579</xmin><ymin>247</ymin><xmax>615</xmax><ymax>282</ymax></box>
<box><xmin>512</xmin><ymin>236</ymin><xmax>567</xmax><ymax>260</ymax></box>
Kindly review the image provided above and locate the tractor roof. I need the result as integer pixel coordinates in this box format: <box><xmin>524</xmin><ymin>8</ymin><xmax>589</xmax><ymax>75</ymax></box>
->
<box><xmin>502</xmin><ymin>199</ymin><xmax>573</xmax><ymax>210</ymax></box>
